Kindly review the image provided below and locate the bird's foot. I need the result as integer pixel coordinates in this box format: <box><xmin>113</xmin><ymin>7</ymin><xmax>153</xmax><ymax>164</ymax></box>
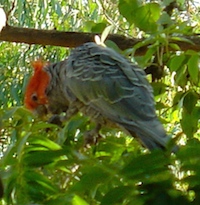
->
<box><xmin>84</xmin><ymin>130</ymin><xmax>102</xmax><ymax>146</ymax></box>
<box><xmin>84</xmin><ymin>124</ymin><xmax>102</xmax><ymax>146</ymax></box>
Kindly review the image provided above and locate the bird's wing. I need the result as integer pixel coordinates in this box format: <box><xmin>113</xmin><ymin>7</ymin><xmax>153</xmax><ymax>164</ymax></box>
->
<box><xmin>66</xmin><ymin>43</ymin><xmax>156</xmax><ymax>122</ymax></box>
<box><xmin>66</xmin><ymin>43</ymin><xmax>168</xmax><ymax>149</ymax></box>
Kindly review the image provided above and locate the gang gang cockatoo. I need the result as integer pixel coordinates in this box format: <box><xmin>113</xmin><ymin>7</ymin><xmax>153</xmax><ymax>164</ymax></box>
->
<box><xmin>24</xmin><ymin>42</ymin><xmax>175</xmax><ymax>151</ymax></box>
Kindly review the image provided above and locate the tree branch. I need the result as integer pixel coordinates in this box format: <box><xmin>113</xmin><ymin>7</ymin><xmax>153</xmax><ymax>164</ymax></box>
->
<box><xmin>0</xmin><ymin>25</ymin><xmax>140</xmax><ymax>50</ymax></box>
<box><xmin>0</xmin><ymin>25</ymin><xmax>200</xmax><ymax>55</ymax></box>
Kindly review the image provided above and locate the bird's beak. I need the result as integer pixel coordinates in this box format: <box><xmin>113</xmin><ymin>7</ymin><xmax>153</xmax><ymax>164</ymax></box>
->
<box><xmin>34</xmin><ymin>104</ymin><xmax>48</xmax><ymax>118</ymax></box>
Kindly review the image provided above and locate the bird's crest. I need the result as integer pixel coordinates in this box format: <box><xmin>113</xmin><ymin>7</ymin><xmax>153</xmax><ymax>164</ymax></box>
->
<box><xmin>24</xmin><ymin>59</ymin><xmax>50</xmax><ymax>111</ymax></box>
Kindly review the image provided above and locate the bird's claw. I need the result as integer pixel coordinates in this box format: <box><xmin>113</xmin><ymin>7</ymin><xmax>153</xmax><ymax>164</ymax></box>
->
<box><xmin>84</xmin><ymin>130</ymin><xmax>102</xmax><ymax>146</ymax></box>
<box><xmin>83</xmin><ymin>123</ymin><xmax>102</xmax><ymax>146</ymax></box>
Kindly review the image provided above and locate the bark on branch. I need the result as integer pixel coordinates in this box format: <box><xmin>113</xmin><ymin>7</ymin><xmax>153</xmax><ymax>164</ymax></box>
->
<box><xmin>0</xmin><ymin>25</ymin><xmax>200</xmax><ymax>55</ymax></box>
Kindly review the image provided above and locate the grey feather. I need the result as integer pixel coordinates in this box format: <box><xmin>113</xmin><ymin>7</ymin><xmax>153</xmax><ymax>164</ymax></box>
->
<box><xmin>64</xmin><ymin>42</ymin><xmax>171</xmax><ymax>150</ymax></box>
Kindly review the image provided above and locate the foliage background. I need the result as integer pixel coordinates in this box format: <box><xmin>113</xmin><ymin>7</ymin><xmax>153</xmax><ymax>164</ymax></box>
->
<box><xmin>0</xmin><ymin>0</ymin><xmax>200</xmax><ymax>204</ymax></box>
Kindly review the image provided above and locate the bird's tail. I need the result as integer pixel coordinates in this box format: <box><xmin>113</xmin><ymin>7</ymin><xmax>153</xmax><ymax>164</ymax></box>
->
<box><xmin>123</xmin><ymin>120</ymin><xmax>176</xmax><ymax>152</ymax></box>
<box><xmin>128</xmin><ymin>130</ymin><xmax>168</xmax><ymax>150</ymax></box>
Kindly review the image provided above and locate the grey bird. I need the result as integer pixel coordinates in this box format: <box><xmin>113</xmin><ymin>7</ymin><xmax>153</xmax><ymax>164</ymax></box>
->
<box><xmin>64</xmin><ymin>42</ymin><xmax>171</xmax><ymax>150</ymax></box>
<box><xmin>25</xmin><ymin>42</ymin><xmax>173</xmax><ymax>151</ymax></box>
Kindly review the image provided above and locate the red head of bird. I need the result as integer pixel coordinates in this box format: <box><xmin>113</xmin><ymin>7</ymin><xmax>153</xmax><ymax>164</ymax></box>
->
<box><xmin>24</xmin><ymin>60</ymin><xmax>50</xmax><ymax>113</ymax></box>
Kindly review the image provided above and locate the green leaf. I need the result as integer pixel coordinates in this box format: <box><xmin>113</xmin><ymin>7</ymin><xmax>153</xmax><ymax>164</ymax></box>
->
<box><xmin>192</xmin><ymin>106</ymin><xmax>200</xmax><ymax>124</ymax></box>
<box><xmin>119</xmin><ymin>0</ymin><xmax>161</xmax><ymax>32</ymax></box>
<box><xmin>101</xmin><ymin>186</ymin><xmax>132</xmax><ymax>205</ymax></box>
<box><xmin>27</xmin><ymin>135</ymin><xmax>61</xmax><ymax>150</ymax></box>
<box><xmin>172</xmin><ymin>91</ymin><xmax>184</xmax><ymax>109</ymax></box>
<box><xmin>155</xmin><ymin>101</ymin><xmax>168</xmax><ymax>110</ymax></box>
<box><xmin>71</xmin><ymin>166</ymin><xmax>110</xmax><ymax>192</ymax></box>
<box><xmin>171</xmin><ymin>36</ymin><xmax>194</xmax><ymax>45</ymax></box>
<box><xmin>23</xmin><ymin>149</ymin><xmax>68</xmax><ymax>166</ymax></box>
<box><xmin>134</xmin><ymin>3</ymin><xmax>161</xmax><ymax>32</ymax></box>
<box><xmin>105</xmin><ymin>40</ymin><xmax>121</xmax><ymax>54</ymax></box>
<box><xmin>24</xmin><ymin>170</ymin><xmax>59</xmax><ymax>201</ymax></box>
<box><xmin>151</xmin><ymin>82</ymin><xmax>168</xmax><ymax>96</ymax></box>
<box><xmin>140</xmin><ymin>45</ymin><xmax>157</xmax><ymax>66</ymax></box>
<box><xmin>162</xmin><ymin>0</ymin><xmax>175</xmax><ymax>6</ymax></box>
<box><xmin>177</xmin><ymin>0</ymin><xmax>186</xmax><ymax>5</ymax></box>
<box><xmin>121</xmin><ymin>150</ymin><xmax>170</xmax><ymax>181</ymax></box>
<box><xmin>188</xmin><ymin>54</ymin><xmax>199</xmax><ymax>85</ymax></box>
<box><xmin>58</xmin><ymin>114</ymin><xmax>88</xmax><ymax>145</ymax></box>
<box><xmin>174</xmin><ymin>65</ymin><xmax>188</xmax><ymax>87</ymax></box>
<box><xmin>84</xmin><ymin>20</ymin><xmax>96</xmax><ymax>32</ymax></box>
<box><xmin>91</xmin><ymin>22</ymin><xmax>107</xmax><ymax>33</ymax></box>
<box><xmin>158</xmin><ymin>12</ymin><xmax>173</xmax><ymax>26</ymax></box>
<box><xmin>169</xmin><ymin>43</ymin><xmax>181</xmax><ymax>51</ymax></box>
<box><xmin>118</xmin><ymin>0</ymin><xmax>141</xmax><ymax>24</ymax></box>
<box><xmin>119</xmin><ymin>2</ymin><xmax>161</xmax><ymax>32</ymax></box>
<box><xmin>44</xmin><ymin>194</ymin><xmax>73</xmax><ymax>205</ymax></box>
<box><xmin>183</xmin><ymin>91</ymin><xmax>198</xmax><ymax>114</ymax></box>
<box><xmin>180</xmin><ymin>106</ymin><xmax>199</xmax><ymax>139</ymax></box>
<box><xmin>169</xmin><ymin>54</ymin><xmax>186</xmax><ymax>72</ymax></box>
<box><xmin>72</xmin><ymin>195</ymin><xmax>89</xmax><ymax>205</ymax></box>
<box><xmin>177</xmin><ymin>139</ymin><xmax>200</xmax><ymax>161</ymax></box>
<box><xmin>180</xmin><ymin>112</ymin><xmax>194</xmax><ymax>138</ymax></box>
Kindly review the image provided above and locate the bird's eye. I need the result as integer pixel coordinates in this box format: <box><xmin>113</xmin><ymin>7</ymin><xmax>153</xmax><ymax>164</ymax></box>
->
<box><xmin>31</xmin><ymin>94</ymin><xmax>38</xmax><ymax>102</ymax></box>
